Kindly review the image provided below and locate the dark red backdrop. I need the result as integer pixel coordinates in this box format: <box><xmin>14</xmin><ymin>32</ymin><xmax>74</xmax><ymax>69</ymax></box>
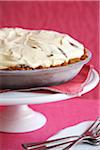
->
<box><xmin>0</xmin><ymin>1</ymin><xmax>99</xmax><ymax>98</ymax></box>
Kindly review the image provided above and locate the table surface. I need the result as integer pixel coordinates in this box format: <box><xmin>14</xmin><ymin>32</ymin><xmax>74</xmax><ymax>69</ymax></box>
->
<box><xmin>0</xmin><ymin>1</ymin><xmax>99</xmax><ymax>150</ymax></box>
<box><xmin>0</xmin><ymin>90</ymin><xmax>99</xmax><ymax>150</ymax></box>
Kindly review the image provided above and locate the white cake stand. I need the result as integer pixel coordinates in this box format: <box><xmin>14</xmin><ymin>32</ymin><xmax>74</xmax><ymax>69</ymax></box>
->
<box><xmin>0</xmin><ymin>69</ymin><xmax>99</xmax><ymax>133</ymax></box>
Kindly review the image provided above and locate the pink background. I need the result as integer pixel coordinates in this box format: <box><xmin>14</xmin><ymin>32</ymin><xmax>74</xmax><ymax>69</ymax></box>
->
<box><xmin>0</xmin><ymin>1</ymin><xmax>99</xmax><ymax>150</ymax></box>
<box><xmin>0</xmin><ymin>1</ymin><xmax>99</xmax><ymax>99</ymax></box>
<box><xmin>0</xmin><ymin>1</ymin><xmax>99</xmax><ymax>70</ymax></box>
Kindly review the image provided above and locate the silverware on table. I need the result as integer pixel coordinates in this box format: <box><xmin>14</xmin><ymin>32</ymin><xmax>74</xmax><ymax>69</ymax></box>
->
<box><xmin>22</xmin><ymin>117</ymin><xmax>100</xmax><ymax>150</ymax></box>
<box><xmin>22</xmin><ymin>135</ymin><xmax>79</xmax><ymax>150</ymax></box>
<box><xmin>63</xmin><ymin>117</ymin><xmax>100</xmax><ymax>150</ymax></box>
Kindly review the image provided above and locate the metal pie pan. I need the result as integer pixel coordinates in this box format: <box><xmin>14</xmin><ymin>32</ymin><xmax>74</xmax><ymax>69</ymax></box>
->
<box><xmin>0</xmin><ymin>49</ymin><xmax>92</xmax><ymax>90</ymax></box>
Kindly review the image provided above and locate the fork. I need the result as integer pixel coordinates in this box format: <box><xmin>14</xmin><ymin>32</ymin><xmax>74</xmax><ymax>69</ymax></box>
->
<box><xmin>63</xmin><ymin>117</ymin><xmax>100</xmax><ymax>150</ymax></box>
<box><xmin>22</xmin><ymin>136</ymin><xmax>100</xmax><ymax>150</ymax></box>
<box><xmin>24</xmin><ymin>138</ymin><xmax>100</xmax><ymax>150</ymax></box>
<box><xmin>22</xmin><ymin>135</ymin><xmax>78</xmax><ymax>150</ymax></box>
<box><xmin>22</xmin><ymin>118</ymin><xmax>100</xmax><ymax>150</ymax></box>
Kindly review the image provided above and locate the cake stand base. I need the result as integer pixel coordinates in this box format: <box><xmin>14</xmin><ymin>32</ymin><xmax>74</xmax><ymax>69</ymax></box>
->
<box><xmin>0</xmin><ymin>69</ymin><xmax>99</xmax><ymax>133</ymax></box>
<box><xmin>0</xmin><ymin>105</ymin><xmax>46</xmax><ymax>133</ymax></box>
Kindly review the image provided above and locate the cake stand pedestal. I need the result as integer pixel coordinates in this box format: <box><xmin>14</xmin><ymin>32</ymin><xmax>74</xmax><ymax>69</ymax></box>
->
<box><xmin>0</xmin><ymin>105</ymin><xmax>46</xmax><ymax>133</ymax></box>
<box><xmin>0</xmin><ymin>69</ymin><xmax>99</xmax><ymax>133</ymax></box>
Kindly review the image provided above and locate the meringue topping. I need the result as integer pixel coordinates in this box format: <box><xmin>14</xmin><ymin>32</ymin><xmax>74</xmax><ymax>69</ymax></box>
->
<box><xmin>0</xmin><ymin>28</ymin><xmax>84</xmax><ymax>69</ymax></box>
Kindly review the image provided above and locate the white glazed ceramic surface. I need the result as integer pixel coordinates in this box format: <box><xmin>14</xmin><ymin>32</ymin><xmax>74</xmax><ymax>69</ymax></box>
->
<box><xmin>0</xmin><ymin>105</ymin><xmax>46</xmax><ymax>133</ymax></box>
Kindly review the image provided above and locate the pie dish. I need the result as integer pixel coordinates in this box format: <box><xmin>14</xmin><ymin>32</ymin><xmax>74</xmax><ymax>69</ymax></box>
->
<box><xmin>0</xmin><ymin>28</ymin><xmax>92</xmax><ymax>89</ymax></box>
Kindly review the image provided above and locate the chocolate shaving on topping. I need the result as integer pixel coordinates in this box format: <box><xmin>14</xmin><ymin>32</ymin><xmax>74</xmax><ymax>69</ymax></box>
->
<box><xmin>69</xmin><ymin>42</ymin><xmax>78</xmax><ymax>48</ymax></box>
<box><xmin>58</xmin><ymin>48</ymin><xmax>68</xmax><ymax>58</ymax></box>
<box><xmin>47</xmin><ymin>54</ymin><xmax>53</xmax><ymax>57</ymax></box>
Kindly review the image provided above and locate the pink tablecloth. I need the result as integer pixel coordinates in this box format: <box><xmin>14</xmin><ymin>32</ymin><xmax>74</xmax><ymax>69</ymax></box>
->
<box><xmin>0</xmin><ymin>1</ymin><xmax>99</xmax><ymax>150</ymax></box>
<box><xmin>0</xmin><ymin>98</ymin><xmax>99</xmax><ymax>150</ymax></box>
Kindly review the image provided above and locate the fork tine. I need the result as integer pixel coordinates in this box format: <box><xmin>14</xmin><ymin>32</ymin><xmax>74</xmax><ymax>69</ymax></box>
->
<box><xmin>79</xmin><ymin>117</ymin><xmax>100</xmax><ymax>136</ymax></box>
<box><xmin>86</xmin><ymin>117</ymin><xmax>100</xmax><ymax>133</ymax></box>
<box><xmin>91</xmin><ymin>120</ymin><xmax>100</xmax><ymax>137</ymax></box>
<box><xmin>62</xmin><ymin>118</ymin><xmax>100</xmax><ymax>150</ymax></box>
<box><xmin>92</xmin><ymin>122</ymin><xmax>100</xmax><ymax>133</ymax></box>
<box><xmin>96</xmin><ymin>129</ymin><xmax>100</xmax><ymax>135</ymax></box>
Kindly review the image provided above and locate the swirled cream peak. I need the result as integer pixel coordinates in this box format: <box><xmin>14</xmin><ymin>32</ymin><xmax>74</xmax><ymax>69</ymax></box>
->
<box><xmin>0</xmin><ymin>28</ymin><xmax>84</xmax><ymax>69</ymax></box>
